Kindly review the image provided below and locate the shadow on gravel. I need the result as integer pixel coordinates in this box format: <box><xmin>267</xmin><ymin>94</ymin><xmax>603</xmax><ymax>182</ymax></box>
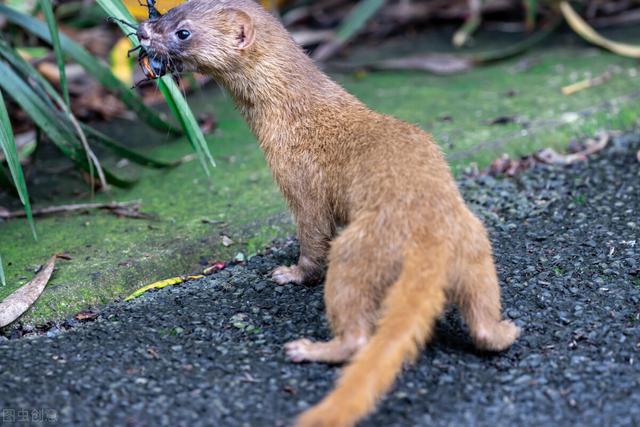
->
<box><xmin>0</xmin><ymin>134</ymin><xmax>639</xmax><ymax>427</ymax></box>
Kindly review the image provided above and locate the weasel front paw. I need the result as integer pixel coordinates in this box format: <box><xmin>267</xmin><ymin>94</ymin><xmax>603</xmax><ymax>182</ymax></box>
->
<box><xmin>272</xmin><ymin>265</ymin><xmax>304</xmax><ymax>285</ymax></box>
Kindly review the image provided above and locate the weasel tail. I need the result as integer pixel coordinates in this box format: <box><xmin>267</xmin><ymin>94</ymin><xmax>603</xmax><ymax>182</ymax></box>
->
<box><xmin>296</xmin><ymin>242</ymin><xmax>448</xmax><ymax>427</ymax></box>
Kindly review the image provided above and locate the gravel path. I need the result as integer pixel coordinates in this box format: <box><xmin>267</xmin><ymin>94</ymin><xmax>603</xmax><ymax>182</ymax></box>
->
<box><xmin>1</xmin><ymin>134</ymin><xmax>639</xmax><ymax>427</ymax></box>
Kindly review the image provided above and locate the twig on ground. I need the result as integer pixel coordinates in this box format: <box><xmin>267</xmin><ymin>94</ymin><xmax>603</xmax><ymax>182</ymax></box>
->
<box><xmin>562</xmin><ymin>71</ymin><xmax>613</xmax><ymax>95</ymax></box>
<box><xmin>0</xmin><ymin>200</ymin><xmax>152</xmax><ymax>220</ymax></box>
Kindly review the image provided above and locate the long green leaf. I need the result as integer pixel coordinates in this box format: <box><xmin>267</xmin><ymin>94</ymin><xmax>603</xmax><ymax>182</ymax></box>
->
<box><xmin>36</xmin><ymin>2</ymin><xmax>99</xmax><ymax>190</ymax></box>
<box><xmin>0</xmin><ymin>90</ymin><xmax>36</xmax><ymax>239</ymax></box>
<box><xmin>39</xmin><ymin>0</ymin><xmax>69</xmax><ymax>107</ymax></box>
<box><xmin>0</xmin><ymin>254</ymin><xmax>6</xmax><ymax>287</ymax></box>
<box><xmin>95</xmin><ymin>0</ymin><xmax>137</xmax><ymax>43</ymax></box>
<box><xmin>0</xmin><ymin>61</ymin><xmax>136</xmax><ymax>188</ymax></box>
<box><xmin>0</xmin><ymin>3</ymin><xmax>181</xmax><ymax>135</ymax></box>
<box><xmin>159</xmin><ymin>77</ymin><xmax>215</xmax><ymax>175</ymax></box>
<box><xmin>96</xmin><ymin>0</ymin><xmax>216</xmax><ymax>176</ymax></box>
<box><xmin>314</xmin><ymin>0</ymin><xmax>385</xmax><ymax>61</ymax></box>
<box><xmin>0</xmin><ymin>38</ymin><xmax>176</xmax><ymax>170</ymax></box>
<box><xmin>336</xmin><ymin>0</ymin><xmax>385</xmax><ymax>42</ymax></box>
<box><xmin>81</xmin><ymin>124</ymin><xmax>181</xmax><ymax>168</ymax></box>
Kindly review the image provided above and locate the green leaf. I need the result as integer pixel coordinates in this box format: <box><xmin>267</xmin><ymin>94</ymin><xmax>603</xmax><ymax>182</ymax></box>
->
<box><xmin>336</xmin><ymin>0</ymin><xmax>385</xmax><ymax>42</ymax></box>
<box><xmin>0</xmin><ymin>90</ymin><xmax>36</xmax><ymax>239</ymax></box>
<box><xmin>0</xmin><ymin>3</ymin><xmax>181</xmax><ymax>135</ymax></box>
<box><xmin>314</xmin><ymin>0</ymin><xmax>385</xmax><ymax>61</ymax></box>
<box><xmin>95</xmin><ymin>0</ymin><xmax>138</xmax><ymax>43</ymax></box>
<box><xmin>39</xmin><ymin>0</ymin><xmax>70</xmax><ymax>107</ymax></box>
<box><xmin>0</xmin><ymin>254</ymin><xmax>5</xmax><ymax>287</ymax></box>
<box><xmin>0</xmin><ymin>61</ymin><xmax>137</xmax><ymax>188</ymax></box>
<box><xmin>81</xmin><ymin>124</ymin><xmax>181</xmax><ymax>169</ymax></box>
<box><xmin>159</xmin><ymin>77</ymin><xmax>215</xmax><ymax>175</ymax></box>
<box><xmin>0</xmin><ymin>37</ymin><xmax>173</xmax><ymax>172</ymax></box>
<box><xmin>96</xmin><ymin>0</ymin><xmax>216</xmax><ymax>176</ymax></box>
<box><xmin>0</xmin><ymin>255</ymin><xmax>7</xmax><ymax>286</ymax></box>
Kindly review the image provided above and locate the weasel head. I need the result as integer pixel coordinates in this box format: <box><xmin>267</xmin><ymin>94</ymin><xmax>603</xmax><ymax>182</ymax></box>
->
<box><xmin>136</xmin><ymin>0</ymin><xmax>258</xmax><ymax>76</ymax></box>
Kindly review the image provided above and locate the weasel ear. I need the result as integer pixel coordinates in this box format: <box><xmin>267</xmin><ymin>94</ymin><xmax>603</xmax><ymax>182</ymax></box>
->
<box><xmin>230</xmin><ymin>9</ymin><xmax>255</xmax><ymax>50</ymax></box>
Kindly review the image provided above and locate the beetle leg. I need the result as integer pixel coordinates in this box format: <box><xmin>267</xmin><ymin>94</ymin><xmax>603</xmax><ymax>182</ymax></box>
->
<box><xmin>128</xmin><ymin>45</ymin><xmax>143</xmax><ymax>57</ymax></box>
<box><xmin>106</xmin><ymin>17</ymin><xmax>137</xmax><ymax>30</ymax></box>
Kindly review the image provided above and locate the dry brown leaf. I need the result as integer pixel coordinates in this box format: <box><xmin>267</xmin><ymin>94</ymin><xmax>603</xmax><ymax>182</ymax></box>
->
<box><xmin>0</xmin><ymin>256</ymin><xmax>57</xmax><ymax>328</ymax></box>
<box><xmin>535</xmin><ymin>132</ymin><xmax>609</xmax><ymax>165</ymax></box>
<box><xmin>74</xmin><ymin>309</ymin><xmax>99</xmax><ymax>322</ymax></box>
<box><xmin>488</xmin><ymin>153</ymin><xmax>537</xmax><ymax>176</ymax></box>
<box><xmin>222</xmin><ymin>235</ymin><xmax>234</xmax><ymax>247</ymax></box>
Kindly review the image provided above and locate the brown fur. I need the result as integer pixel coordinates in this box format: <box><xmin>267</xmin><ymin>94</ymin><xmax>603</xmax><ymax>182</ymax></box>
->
<box><xmin>140</xmin><ymin>2</ymin><xmax>521</xmax><ymax>426</ymax></box>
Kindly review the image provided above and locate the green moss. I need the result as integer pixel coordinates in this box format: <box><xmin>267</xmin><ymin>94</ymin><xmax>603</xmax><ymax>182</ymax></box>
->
<box><xmin>1</xmin><ymin>34</ymin><xmax>639</xmax><ymax>324</ymax></box>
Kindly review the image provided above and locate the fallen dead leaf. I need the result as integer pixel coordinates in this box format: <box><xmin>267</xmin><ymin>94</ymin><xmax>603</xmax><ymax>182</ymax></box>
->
<box><xmin>203</xmin><ymin>261</ymin><xmax>226</xmax><ymax>275</ymax></box>
<box><xmin>124</xmin><ymin>275</ymin><xmax>204</xmax><ymax>301</ymax></box>
<box><xmin>488</xmin><ymin>153</ymin><xmax>537</xmax><ymax>176</ymax></box>
<box><xmin>147</xmin><ymin>347</ymin><xmax>160</xmax><ymax>359</ymax></box>
<box><xmin>74</xmin><ymin>309</ymin><xmax>99</xmax><ymax>322</ymax></box>
<box><xmin>221</xmin><ymin>235</ymin><xmax>234</xmax><ymax>247</ymax></box>
<box><xmin>535</xmin><ymin>132</ymin><xmax>609</xmax><ymax>165</ymax></box>
<box><xmin>0</xmin><ymin>255</ymin><xmax>57</xmax><ymax>328</ymax></box>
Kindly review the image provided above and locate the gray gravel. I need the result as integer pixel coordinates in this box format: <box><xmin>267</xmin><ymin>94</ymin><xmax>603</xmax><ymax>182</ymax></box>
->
<box><xmin>1</xmin><ymin>133</ymin><xmax>639</xmax><ymax>427</ymax></box>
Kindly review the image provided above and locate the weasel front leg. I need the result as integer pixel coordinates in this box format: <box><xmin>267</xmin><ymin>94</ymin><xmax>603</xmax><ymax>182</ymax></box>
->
<box><xmin>272</xmin><ymin>213</ymin><xmax>333</xmax><ymax>285</ymax></box>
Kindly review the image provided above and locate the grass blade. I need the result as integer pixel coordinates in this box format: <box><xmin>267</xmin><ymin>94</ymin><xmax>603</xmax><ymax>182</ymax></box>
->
<box><xmin>0</xmin><ymin>61</ymin><xmax>136</xmax><ymax>188</ymax></box>
<box><xmin>0</xmin><ymin>254</ymin><xmax>5</xmax><ymax>287</ymax></box>
<box><xmin>0</xmin><ymin>38</ymin><xmax>173</xmax><ymax>184</ymax></box>
<box><xmin>0</xmin><ymin>3</ymin><xmax>181</xmax><ymax>135</ymax></box>
<box><xmin>39</xmin><ymin>0</ymin><xmax>70</xmax><ymax>107</ymax></box>
<box><xmin>0</xmin><ymin>37</ymin><xmax>104</xmax><ymax>190</ymax></box>
<box><xmin>158</xmin><ymin>77</ymin><xmax>215</xmax><ymax>175</ymax></box>
<box><xmin>336</xmin><ymin>0</ymin><xmax>385</xmax><ymax>43</ymax></box>
<box><xmin>314</xmin><ymin>0</ymin><xmax>386</xmax><ymax>61</ymax></box>
<box><xmin>0</xmin><ymin>90</ymin><xmax>36</xmax><ymax>239</ymax></box>
<box><xmin>81</xmin><ymin>124</ymin><xmax>182</xmax><ymax>168</ymax></box>
<box><xmin>97</xmin><ymin>0</ymin><xmax>216</xmax><ymax>176</ymax></box>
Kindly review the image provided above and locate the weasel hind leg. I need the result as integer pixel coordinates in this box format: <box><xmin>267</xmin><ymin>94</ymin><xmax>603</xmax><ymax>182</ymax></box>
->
<box><xmin>284</xmin><ymin>218</ymin><xmax>401</xmax><ymax>364</ymax></box>
<box><xmin>456</xmin><ymin>241</ymin><xmax>520</xmax><ymax>351</ymax></box>
<box><xmin>285</xmin><ymin>334</ymin><xmax>367</xmax><ymax>364</ymax></box>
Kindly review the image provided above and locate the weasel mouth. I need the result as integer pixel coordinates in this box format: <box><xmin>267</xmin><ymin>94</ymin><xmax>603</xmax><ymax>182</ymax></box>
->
<box><xmin>143</xmin><ymin>49</ymin><xmax>183</xmax><ymax>78</ymax></box>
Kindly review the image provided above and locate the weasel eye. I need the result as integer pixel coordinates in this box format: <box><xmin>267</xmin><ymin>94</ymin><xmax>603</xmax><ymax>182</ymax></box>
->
<box><xmin>176</xmin><ymin>29</ymin><xmax>191</xmax><ymax>40</ymax></box>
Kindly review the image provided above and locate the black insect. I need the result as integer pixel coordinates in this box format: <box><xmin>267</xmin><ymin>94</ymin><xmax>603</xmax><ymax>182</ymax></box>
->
<box><xmin>108</xmin><ymin>0</ymin><xmax>176</xmax><ymax>87</ymax></box>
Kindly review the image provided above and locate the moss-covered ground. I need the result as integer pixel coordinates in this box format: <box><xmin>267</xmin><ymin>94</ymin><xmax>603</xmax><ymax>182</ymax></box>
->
<box><xmin>1</xmin><ymin>28</ymin><xmax>639</xmax><ymax>324</ymax></box>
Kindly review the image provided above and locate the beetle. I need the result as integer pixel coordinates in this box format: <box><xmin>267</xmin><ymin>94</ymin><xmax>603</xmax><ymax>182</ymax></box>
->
<box><xmin>109</xmin><ymin>0</ymin><xmax>174</xmax><ymax>86</ymax></box>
